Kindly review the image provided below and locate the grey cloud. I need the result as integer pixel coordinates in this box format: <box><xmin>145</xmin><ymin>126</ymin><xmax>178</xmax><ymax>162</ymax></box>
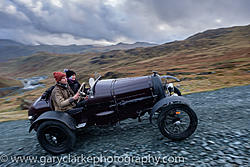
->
<box><xmin>0</xmin><ymin>0</ymin><xmax>249</xmax><ymax>45</ymax></box>
<box><xmin>148</xmin><ymin>0</ymin><xmax>250</xmax><ymax>30</ymax></box>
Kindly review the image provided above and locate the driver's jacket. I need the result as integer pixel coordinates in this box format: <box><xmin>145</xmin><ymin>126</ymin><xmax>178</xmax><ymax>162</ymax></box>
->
<box><xmin>51</xmin><ymin>83</ymin><xmax>76</xmax><ymax>111</ymax></box>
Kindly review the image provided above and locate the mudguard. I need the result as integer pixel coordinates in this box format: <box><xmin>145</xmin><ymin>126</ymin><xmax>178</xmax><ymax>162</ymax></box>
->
<box><xmin>29</xmin><ymin>111</ymin><xmax>76</xmax><ymax>132</ymax></box>
<box><xmin>150</xmin><ymin>96</ymin><xmax>191</xmax><ymax>123</ymax></box>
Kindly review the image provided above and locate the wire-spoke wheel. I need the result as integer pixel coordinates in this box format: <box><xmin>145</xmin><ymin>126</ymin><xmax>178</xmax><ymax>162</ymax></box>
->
<box><xmin>158</xmin><ymin>104</ymin><xmax>198</xmax><ymax>140</ymax></box>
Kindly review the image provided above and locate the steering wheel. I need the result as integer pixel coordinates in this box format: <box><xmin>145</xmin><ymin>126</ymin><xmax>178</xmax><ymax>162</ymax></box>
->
<box><xmin>77</xmin><ymin>82</ymin><xmax>86</xmax><ymax>103</ymax></box>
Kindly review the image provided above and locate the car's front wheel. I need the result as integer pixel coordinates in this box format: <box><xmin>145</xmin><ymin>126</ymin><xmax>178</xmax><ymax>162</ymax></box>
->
<box><xmin>37</xmin><ymin>120</ymin><xmax>76</xmax><ymax>154</ymax></box>
<box><xmin>158</xmin><ymin>104</ymin><xmax>198</xmax><ymax>140</ymax></box>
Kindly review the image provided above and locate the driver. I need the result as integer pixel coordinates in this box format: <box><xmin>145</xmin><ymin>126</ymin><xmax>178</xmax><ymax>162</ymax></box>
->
<box><xmin>51</xmin><ymin>72</ymin><xmax>79</xmax><ymax>111</ymax></box>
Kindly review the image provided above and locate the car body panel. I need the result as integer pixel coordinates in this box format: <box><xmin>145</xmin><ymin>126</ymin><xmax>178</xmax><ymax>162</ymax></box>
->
<box><xmin>28</xmin><ymin>74</ymin><xmax>167</xmax><ymax>129</ymax></box>
<box><xmin>29</xmin><ymin>111</ymin><xmax>76</xmax><ymax>132</ymax></box>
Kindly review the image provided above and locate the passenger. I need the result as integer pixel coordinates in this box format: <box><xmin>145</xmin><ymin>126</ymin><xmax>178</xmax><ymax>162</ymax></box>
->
<box><xmin>51</xmin><ymin>72</ymin><xmax>79</xmax><ymax>112</ymax></box>
<box><xmin>64</xmin><ymin>69</ymin><xmax>81</xmax><ymax>94</ymax></box>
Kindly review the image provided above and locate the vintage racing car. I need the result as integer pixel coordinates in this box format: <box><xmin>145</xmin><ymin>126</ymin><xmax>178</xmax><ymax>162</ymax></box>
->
<box><xmin>28</xmin><ymin>72</ymin><xmax>198</xmax><ymax>154</ymax></box>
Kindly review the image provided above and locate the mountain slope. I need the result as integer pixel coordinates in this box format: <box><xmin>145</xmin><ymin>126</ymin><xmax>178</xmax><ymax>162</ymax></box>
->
<box><xmin>0</xmin><ymin>39</ymin><xmax>24</xmax><ymax>47</ymax></box>
<box><xmin>0</xmin><ymin>76</ymin><xmax>22</xmax><ymax>97</ymax></box>
<box><xmin>1</xmin><ymin>24</ymin><xmax>250</xmax><ymax>93</ymax></box>
<box><xmin>0</xmin><ymin>40</ymin><xmax>156</xmax><ymax>61</ymax></box>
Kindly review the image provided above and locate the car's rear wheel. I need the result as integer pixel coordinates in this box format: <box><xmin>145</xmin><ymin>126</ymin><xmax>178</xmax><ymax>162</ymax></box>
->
<box><xmin>37</xmin><ymin>120</ymin><xmax>76</xmax><ymax>155</ymax></box>
<box><xmin>158</xmin><ymin>104</ymin><xmax>197</xmax><ymax>140</ymax></box>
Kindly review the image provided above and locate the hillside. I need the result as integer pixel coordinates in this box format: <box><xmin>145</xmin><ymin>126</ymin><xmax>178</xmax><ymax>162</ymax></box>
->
<box><xmin>0</xmin><ymin>25</ymin><xmax>250</xmax><ymax>92</ymax></box>
<box><xmin>0</xmin><ymin>76</ymin><xmax>22</xmax><ymax>88</ymax></box>
<box><xmin>0</xmin><ymin>40</ymin><xmax>156</xmax><ymax>61</ymax></box>
<box><xmin>0</xmin><ymin>24</ymin><xmax>249</xmax><ymax>121</ymax></box>
<box><xmin>0</xmin><ymin>39</ymin><xmax>24</xmax><ymax>47</ymax></box>
<box><xmin>0</xmin><ymin>76</ymin><xmax>23</xmax><ymax>97</ymax></box>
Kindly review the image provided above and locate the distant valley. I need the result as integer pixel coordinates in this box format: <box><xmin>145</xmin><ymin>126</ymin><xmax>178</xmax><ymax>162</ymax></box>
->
<box><xmin>0</xmin><ymin>39</ymin><xmax>156</xmax><ymax>61</ymax></box>
<box><xmin>0</xmin><ymin>24</ymin><xmax>250</xmax><ymax>93</ymax></box>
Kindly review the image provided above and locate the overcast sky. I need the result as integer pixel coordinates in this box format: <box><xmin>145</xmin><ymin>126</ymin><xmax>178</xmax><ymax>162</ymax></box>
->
<box><xmin>0</xmin><ymin>0</ymin><xmax>249</xmax><ymax>45</ymax></box>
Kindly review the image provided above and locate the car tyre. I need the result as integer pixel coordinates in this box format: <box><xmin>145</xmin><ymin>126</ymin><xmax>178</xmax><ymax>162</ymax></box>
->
<box><xmin>37</xmin><ymin>120</ymin><xmax>76</xmax><ymax>155</ymax></box>
<box><xmin>158</xmin><ymin>104</ymin><xmax>197</xmax><ymax>140</ymax></box>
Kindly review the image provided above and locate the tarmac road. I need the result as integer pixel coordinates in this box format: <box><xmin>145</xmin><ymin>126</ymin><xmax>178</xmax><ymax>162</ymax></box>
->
<box><xmin>0</xmin><ymin>85</ymin><xmax>249</xmax><ymax>166</ymax></box>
